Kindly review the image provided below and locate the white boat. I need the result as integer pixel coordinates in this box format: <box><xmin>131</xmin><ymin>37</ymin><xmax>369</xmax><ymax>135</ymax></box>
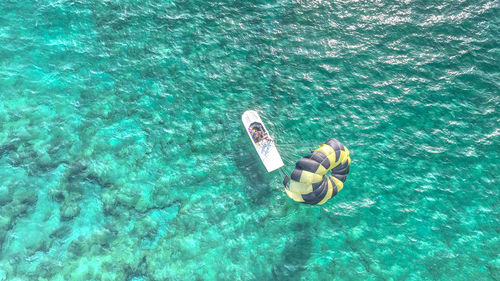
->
<box><xmin>241</xmin><ymin>110</ymin><xmax>284</xmax><ymax>172</ymax></box>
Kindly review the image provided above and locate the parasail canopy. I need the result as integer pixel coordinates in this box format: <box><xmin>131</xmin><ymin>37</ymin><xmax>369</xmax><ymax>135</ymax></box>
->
<box><xmin>283</xmin><ymin>138</ymin><xmax>351</xmax><ymax>205</ymax></box>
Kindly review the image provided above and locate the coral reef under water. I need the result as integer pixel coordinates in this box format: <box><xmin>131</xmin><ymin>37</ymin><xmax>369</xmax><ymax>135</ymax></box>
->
<box><xmin>0</xmin><ymin>0</ymin><xmax>498</xmax><ymax>280</ymax></box>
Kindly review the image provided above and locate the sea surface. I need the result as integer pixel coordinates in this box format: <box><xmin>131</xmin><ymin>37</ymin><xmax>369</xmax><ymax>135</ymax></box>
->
<box><xmin>0</xmin><ymin>0</ymin><xmax>498</xmax><ymax>280</ymax></box>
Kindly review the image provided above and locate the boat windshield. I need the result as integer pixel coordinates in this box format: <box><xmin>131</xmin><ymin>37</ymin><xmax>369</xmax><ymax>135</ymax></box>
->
<box><xmin>248</xmin><ymin>122</ymin><xmax>267</xmax><ymax>143</ymax></box>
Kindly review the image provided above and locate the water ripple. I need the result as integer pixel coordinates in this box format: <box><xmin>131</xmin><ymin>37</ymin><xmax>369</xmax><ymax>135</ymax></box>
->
<box><xmin>0</xmin><ymin>0</ymin><xmax>498</xmax><ymax>280</ymax></box>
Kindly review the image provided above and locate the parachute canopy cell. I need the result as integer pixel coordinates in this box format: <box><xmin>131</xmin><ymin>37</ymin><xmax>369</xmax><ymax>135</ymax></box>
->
<box><xmin>283</xmin><ymin>139</ymin><xmax>351</xmax><ymax>205</ymax></box>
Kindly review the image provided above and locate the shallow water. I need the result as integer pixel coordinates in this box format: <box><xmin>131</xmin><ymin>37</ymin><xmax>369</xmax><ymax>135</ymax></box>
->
<box><xmin>0</xmin><ymin>0</ymin><xmax>499</xmax><ymax>280</ymax></box>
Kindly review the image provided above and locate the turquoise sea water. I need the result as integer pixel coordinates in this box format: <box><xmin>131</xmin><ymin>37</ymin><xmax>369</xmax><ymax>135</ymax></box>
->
<box><xmin>0</xmin><ymin>0</ymin><xmax>499</xmax><ymax>280</ymax></box>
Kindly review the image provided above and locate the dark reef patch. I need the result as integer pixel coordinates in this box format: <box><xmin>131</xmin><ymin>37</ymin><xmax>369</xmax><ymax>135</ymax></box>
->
<box><xmin>271</xmin><ymin>222</ymin><xmax>313</xmax><ymax>281</ymax></box>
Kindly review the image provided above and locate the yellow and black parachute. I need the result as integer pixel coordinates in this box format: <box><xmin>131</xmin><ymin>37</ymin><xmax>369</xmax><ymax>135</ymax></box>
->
<box><xmin>283</xmin><ymin>139</ymin><xmax>351</xmax><ymax>205</ymax></box>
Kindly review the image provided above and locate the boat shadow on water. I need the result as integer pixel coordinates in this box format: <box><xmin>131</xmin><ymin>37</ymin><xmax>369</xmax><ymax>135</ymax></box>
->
<box><xmin>231</xmin><ymin>132</ymin><xmax>275</xmax><ymax>207</ymax></box>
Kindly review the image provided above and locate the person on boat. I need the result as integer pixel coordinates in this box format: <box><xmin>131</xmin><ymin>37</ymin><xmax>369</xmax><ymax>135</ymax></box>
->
<box><xmin>254</xmin><ymin>130</ymin><xmax>264</xmax><ymax>142</ymax></box>
<box><xmin>250</xmin><ymin>129</ymin><xmax>257</xmax><ymax>140</ymax></box>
